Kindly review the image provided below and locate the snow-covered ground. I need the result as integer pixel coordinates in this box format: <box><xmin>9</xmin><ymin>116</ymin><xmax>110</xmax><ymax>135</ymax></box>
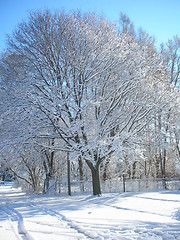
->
<box><xmin>0</xmin><ymin>182</ymin><xmax>180</xmax><ymax>240</ymax></box>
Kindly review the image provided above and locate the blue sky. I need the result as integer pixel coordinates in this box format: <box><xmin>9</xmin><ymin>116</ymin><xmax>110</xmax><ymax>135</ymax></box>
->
<box><xmin>0</xmin><ymin>0</ymin><xmax>180</xmax><ymax>51</ymax></box>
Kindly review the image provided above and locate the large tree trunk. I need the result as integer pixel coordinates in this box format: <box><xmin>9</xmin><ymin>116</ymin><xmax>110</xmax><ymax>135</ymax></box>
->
<box><xmin>91</xmin><ymin>167</ymin><xmax>101</xmax><ymax>195</ymax></box>
<box><xmin>86</xmin><ymin>160</ymin><xmax>101</xmax><ymax>195</ymax></box>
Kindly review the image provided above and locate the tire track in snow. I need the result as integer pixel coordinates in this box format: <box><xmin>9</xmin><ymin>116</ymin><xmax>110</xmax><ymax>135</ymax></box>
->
<box><xmin>0</xmin><ymin>206</ymin><xmax>20</xmax><ymax>240</ymax></box>
<box><xmin>28</xmin><ymin>203</ymin><xmax>94</xmax><ymax>239</ymax></box>
<box><xmin>2</xmin><ymin>205</ymin><xmax>34</xmax><ymax>240</ymax></box>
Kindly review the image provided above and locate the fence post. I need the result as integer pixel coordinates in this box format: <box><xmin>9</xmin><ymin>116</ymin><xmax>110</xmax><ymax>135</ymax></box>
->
<box><xmin>123</xmin><ymin>174</ymin><xmax>126</xmax><ymax>192</ymax></box>
<box><xmin>67</xmin><ymin>152</ymin><xmax>71</xmax><ymax>196</ymax></box>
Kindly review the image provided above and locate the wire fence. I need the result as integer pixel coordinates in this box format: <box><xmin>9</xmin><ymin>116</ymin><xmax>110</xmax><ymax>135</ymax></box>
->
<box><xmin>45</xmin><ymin>177</ymin><xmax>180</xmax><ymax>194</ymax></box>
<box><xmin>101</xmin><ymin>177</ymin><xmax>180</xmax><ymax>193</ymax></box>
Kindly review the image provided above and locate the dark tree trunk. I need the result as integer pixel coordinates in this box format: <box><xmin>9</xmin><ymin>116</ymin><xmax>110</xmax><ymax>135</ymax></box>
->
<box><xmin>86</xmin><ymin>160</ymin><xmax>101</xmax><ymax>195</ymax></box>
<box><xmin>155</xmin><ymin>154</ymin><xmax>161</xmax><ymax>178</ymax></box>
<box><xmin>43</xmin><ymin>160</ymin><xmax>49</xmax><ymax>193</ymax></box>
<box><xmin>78</xmin><ymin>156</ymin><xmax>84</xmax><ymax>192</ymax></box>
<box><xmin>102</xmin><ymin>159</ymin><xmax>110</xmax><ymax>181</ymax></box>
<box><xmin>132</xmin><ymin>161</ymin><xmax>136</xmax><ymax>179</ymax></box>
<box><xmin>78</xmin><ymin>157</ymin><xmax>84</xmax><ymax>181</ymax></box>
<box><xmin>162</xmin><ymin>148</ymin><xmax>167</xmax><ymax>189</ymax></box>
<box><xmin>2</xmin><ymin>173</ymin><xmax>5</xmax><ymax>181</ymax></box>
<box><xmin>91</xmin><ymin>167</ymin><xmax>101</xmax><ymax>195</ymax></box>
<box><xmin>159</xmin><ymin>150</ymin><xmax>167</xmax><ymax>189</ymax></box>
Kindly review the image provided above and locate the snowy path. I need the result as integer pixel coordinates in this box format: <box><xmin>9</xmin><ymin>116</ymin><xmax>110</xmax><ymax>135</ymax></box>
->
<box><xmin>0</xmin><ymin>184</ymin><xmax>89</xmax><ymax>240</ymax></box>
<box><xmin>0</xmin><ymin>183</ymin><xmax>180</xmax><ymax>239</ymax></box>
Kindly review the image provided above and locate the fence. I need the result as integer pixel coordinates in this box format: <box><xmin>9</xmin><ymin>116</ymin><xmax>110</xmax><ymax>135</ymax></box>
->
<box><xmin>45</xmin><ymin>177</ymin><xmax>180</xmax><ymax>195</ymax></box>
<box><xmin>101</xmin><ymin>177</ymin><xmax>180</xmax><ymax>193</ymax></box>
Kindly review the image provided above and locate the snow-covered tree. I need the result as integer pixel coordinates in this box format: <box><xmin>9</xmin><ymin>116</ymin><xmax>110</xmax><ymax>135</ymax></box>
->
<box><xmin>5</xmin><ymin>10</ymin><xmax>169</xmax><ymax>194</ymax></box>
<box><xmin>0</xmin><ymin>48</ymin><xmax>57</xmax><ymax>190</ymax></box>
<box><xmin>1</xmin><ymin>10</ymin><xmax>174</xmax><ymax>195</ymax></box>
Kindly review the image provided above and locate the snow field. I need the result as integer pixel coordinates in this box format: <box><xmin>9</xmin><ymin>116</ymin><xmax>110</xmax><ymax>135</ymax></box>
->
<box><xmin>0</xmin><ymin>183</ymin><xmax>180</xmax><ymax>239</ymax></box>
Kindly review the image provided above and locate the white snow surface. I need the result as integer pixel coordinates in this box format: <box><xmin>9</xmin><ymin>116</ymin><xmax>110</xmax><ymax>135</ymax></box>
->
<box><xmin>0</xmin><ymin>182</ymin><xmax>180</xmax><ymax>240</ymax></box>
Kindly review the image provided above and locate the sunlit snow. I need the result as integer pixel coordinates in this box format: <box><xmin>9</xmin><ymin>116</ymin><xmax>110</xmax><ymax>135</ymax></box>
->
<box><xmin>0</xmin><ymin>182</ymin><xmax>180</xmax><ymax>239</ymax></box>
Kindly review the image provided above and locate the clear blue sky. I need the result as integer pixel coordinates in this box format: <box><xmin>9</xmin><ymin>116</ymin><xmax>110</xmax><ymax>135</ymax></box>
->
<box><xmin>0</xmin><ymin>0</ymin><xmax>180</xmax><ymax>51</ymax></box>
